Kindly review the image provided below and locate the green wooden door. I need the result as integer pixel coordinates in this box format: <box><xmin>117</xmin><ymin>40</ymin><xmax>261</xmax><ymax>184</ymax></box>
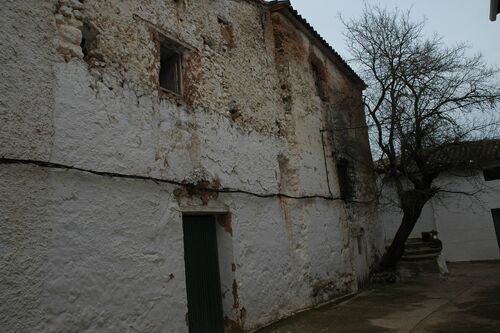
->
<box><xmin>182</xmin><ymin>215</ymin><xmax>224</xmax><ymax>333</ymax></box>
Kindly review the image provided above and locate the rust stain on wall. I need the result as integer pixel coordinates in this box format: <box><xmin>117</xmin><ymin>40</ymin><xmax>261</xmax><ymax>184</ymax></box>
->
<box><xmin>279</xmin><ymin>197</ymin><xmax>293</xmax><ymax>241</ymax></box>
<box><xmin>240</xmin><ymin>307</ymin><xmax>247</xmax><ymax>325</ymax></box>
<box><xmin>271</xmin><ymin>13</ymin><xmax>307</xmax><ymax>64</ymax></box>
<box><xmin>319</xmin><ymin>64</ymin><xmax>330</xmax><ymax>100</ymax></box>
<box><xmin>232</xmin><ymin>279</ymin><xmax>239</xmax><ymax>309</ymax></box>
<box><xmin>148</xmin><ymin>28</ymin><xmax>161</xmax><ymax>88</ymax></box>
<box><xmin>310</xmin><ymin>52</ymin><xmax>331</xmax><ymax>101</ymax></box>
<box><xmin>173</xmin><ymin>178</ymin><xmax>221</xmax><ymax>205</ymax></box>
<box><xmin>197</xmin><ymin>179</ymin><xmax>220</xmax><ymax>205</ymax></box>
<box><xmin>182</xmin><ymin>51</ymin><xmax>202</xmax><ymax>105</ymax></box>
<box><xmin>224</xmin><ymin>317</ymin><xmax>244</xmax><ymax>333</ymax></box>
<box><xmin>217</xmin><ymin>212</ymin><xmax>233</xmax><ymax>236</ymax></box>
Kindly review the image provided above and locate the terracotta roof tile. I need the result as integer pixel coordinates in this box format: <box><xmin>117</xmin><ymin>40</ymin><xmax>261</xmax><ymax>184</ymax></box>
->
<box><xmin>435</xmin><ymin>139</ymin><xmax>500</xmax><ymax>166</ymax></box>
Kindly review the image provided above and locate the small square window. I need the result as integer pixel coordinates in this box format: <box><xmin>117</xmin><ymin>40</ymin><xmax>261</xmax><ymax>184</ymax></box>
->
<box><xmin>159</xmin><ymin>41</ymin><xmax>182</xmax><ymax>95</ymax></box>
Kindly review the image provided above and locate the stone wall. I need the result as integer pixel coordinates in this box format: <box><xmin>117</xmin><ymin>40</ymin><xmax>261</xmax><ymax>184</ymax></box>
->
<box><xmin>0</xmin><ymin>1</ymin><xmax>382</xmax><ymax>331</ymax></box>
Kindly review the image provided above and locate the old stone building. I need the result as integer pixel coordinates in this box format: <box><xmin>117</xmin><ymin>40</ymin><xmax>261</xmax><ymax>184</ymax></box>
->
<box><xmin>0</xmin><ymin>0</ymin><xmax>382</xmax><ymax>331</ymax></box>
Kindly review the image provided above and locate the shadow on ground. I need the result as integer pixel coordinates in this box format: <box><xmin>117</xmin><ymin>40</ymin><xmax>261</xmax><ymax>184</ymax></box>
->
<box><xmin>256</xmin><ymin>261</ymin><xmax>500</xmax><ymax>333</ymax></box>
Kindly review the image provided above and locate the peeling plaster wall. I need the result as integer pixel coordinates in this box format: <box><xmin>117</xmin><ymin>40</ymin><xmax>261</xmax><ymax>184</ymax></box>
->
<box><xmin>270</xmin><ymin>11</ymin><xmax>382</xmax><ymax>284</ymax></box>
<box><xmin>0</xmin><ymin>1</ymin><xmax>383</xmax><ymax>332</ymax></box>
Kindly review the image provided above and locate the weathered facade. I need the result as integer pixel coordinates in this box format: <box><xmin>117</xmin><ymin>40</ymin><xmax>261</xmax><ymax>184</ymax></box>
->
<box><xmin>0</xmin><ymin>0</ymin><xmax>382</xmax><ymax>331</ymax></box>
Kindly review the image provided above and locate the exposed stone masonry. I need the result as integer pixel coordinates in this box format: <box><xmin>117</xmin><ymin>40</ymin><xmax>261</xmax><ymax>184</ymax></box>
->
<box><xmin>55</xmin><ymin>0</ymin><xmax>85</xmax><ymax>60</ymax></box>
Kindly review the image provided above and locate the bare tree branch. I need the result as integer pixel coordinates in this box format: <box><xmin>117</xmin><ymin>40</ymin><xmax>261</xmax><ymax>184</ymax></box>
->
<box><xmin>343</xmin><ymin>5</ymin><xmax>500</xmax><ymax>268</ymax></box>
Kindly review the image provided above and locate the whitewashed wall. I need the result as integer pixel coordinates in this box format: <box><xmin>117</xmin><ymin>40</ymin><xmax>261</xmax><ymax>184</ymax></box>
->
<box><xmin>381</xmin><ymin>171</ymin><xmax>500</xmax><ymax>262</ymax></box>
<box><xmin>0</xmin><ymin>0</ymin><xmax>382</xmax><ymax>332</ymax></box>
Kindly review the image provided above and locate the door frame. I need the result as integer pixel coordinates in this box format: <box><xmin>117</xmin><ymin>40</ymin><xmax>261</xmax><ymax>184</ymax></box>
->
<box><xmin>182</xmin><ymin>213</ymin><xmax>226</xmax><ymax>333</ymax></box>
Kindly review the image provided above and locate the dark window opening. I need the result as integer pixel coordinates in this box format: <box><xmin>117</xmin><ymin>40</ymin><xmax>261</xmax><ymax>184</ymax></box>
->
<box><xmin>160</xmin><ymin>42</ymin><xmax>182</xmax><ymax>95</ymax></box>
<box><xmin>80</xmin><ymin>20</ymin><xmax>100</xmax><ymax>60</ymax></box>
<box><xmin>311</xmin><ymin>62</ymin><xmax>324</xmax><ymax>99</ymax></box>
<box><xmin>484</xmin><ymin>166</ymin><xmax>500</xmax><ymax>181</ymax></box>
<box><xmin>356</xmin><ymin>236</ymin><xmax>363</xmax><ymax>254</ymax></box>
<box><xmin>337</xmin><ymin>158</ymin><xmax>355</xmax><ymax>201</ymax></box>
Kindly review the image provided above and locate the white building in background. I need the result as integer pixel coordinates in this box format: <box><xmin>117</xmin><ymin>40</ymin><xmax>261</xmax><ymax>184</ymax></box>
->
<box><xmin>0</xmin><ymin>1</ymin><xmax>382</xmax><ymax>332</ymax></box>
<box><xmin>381</xmin><ymin>140</ymin><xmax>500</xmax><ymax>262</ymax></box>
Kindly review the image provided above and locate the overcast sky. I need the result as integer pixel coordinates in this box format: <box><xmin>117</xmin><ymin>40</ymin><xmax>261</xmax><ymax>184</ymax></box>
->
<box><xmin>287</xmin><ymin>0</ymin><xmax>499</xmax><ymax>71</ymax></box>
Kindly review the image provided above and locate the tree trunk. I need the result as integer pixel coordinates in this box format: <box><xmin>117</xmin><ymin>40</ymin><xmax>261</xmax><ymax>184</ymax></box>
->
<box><xmin>380</xmin><ymin>190</ymin><xmax>432</xmax><ymax>268</ymax></box>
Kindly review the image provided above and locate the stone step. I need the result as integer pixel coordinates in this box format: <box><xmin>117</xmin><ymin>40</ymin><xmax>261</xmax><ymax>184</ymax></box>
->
<box><xmin>405</xmin><ymin>238</ymin><xmax>424</xmax><ymax>244</ymax></box>
<box><xmin>404</xmin><ymin>247</ymin><xmax>442</xmax><ymax>256</ymax></box>
<box><xmin>398</xmin><ymin>259</ymin><xmax>441</xmax><ymax>275</ymax></box>
<box><xmin>402</xmin><ymin>252</ymin><xmax>440</xmax><ymax>261</ymax></box>
<box><xmin>385</xmin><ymin>238</ymin><xmax>443</xmax><ymax>261</ymax></box>
<box><xmin>405</xmin><ymin>240</ymin><xmax>441</xmax><ymax>248</ymax></box>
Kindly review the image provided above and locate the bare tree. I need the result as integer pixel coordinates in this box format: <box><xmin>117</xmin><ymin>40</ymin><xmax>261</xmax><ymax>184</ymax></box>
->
<box><xmin>343</xmin><ymin>6</ymin><xmax>500</xmax><ymax>268</ymax></box>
